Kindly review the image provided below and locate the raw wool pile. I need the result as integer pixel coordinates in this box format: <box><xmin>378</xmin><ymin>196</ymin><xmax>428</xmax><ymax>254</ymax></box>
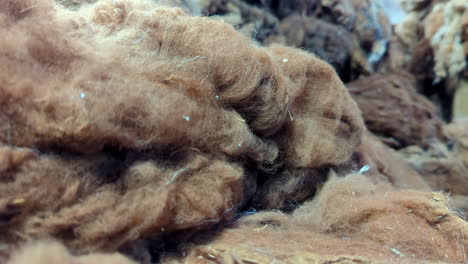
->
<box><xmin>394</xmin><ymin>0</ymin><xmax>468</xmax><ymax>120</ymax></box>
<box><xmin>325</xmin><ymin>0</ymin><xmax>391</xmax><ymax>77</ymax></box>
<box><xmin>445</xmin><ymin>122</ymin><xmax>468</xmax><ymax>167</ymax></box>
<box><xmin>217</xmin><ymin>128</ymin><xmax>431</xmax><ymax>212</ymax></box>
<box><xmin>1</xmin><ymin>0</ymin><xmax>467</xmax><ymax>263</ymax></box>
<box><xmin>352</xmin><ymin>131</ymin><xmax>429</xmax><ymax>189</ymax></box>
<box><xmin>0</xmin><ymin>0</ymin><xmax>363</xmax><ymax>166</ymax></box>
<box><xmin>199</xmin><ymin>0</ymin><xmax>281</xmax><ymax>44</ymax></box>
<box><xmin>251</xmin><ymin>166</ymin><xmax>329</xmax><ymax>210</ymax></box>
<box><xmin>347</xmin><ymin>73</ymin><xmax>444</xmax><ymax>148</ymax></box>
<box><xmin>385</xmin><ymin>0</ymin><xmax>468</xmax><ymax>216</ymax></box>
<box><xmin>398</xmin><ymin>122</ymin><xmax>468</xmax><ymax>197</ymax></box>
<box><xmin>162</xmin><ymin>175</ymin><xmax>468</xmax><ymax>264</ymax></box>
<box><xmin>400</xmin><ymin>143</ymin><xmax>468</xmax><ymax>195</ymax></box>
<box><xmin>199</xmin><ymin>0</ymin><xmax>392</xmax><ymax>82</ymax></box>
<box><xmin>277</xmin><ymin>14</ymin><xmax>354</xmax><ymax>79</ymax></box>
<box><xmin>0</xmin><ymin>144</ymin><xmax>248</xmax><ymax>254</ymax></box>
<box><xmin>0</xmin><ymin>0</ymin><xmax>364</xmax><ymax>259</ymax></box>
<box><xmin>423</xmin><ymin>0</ymin><xmax>467</xmax><ymax>84</ymax></box>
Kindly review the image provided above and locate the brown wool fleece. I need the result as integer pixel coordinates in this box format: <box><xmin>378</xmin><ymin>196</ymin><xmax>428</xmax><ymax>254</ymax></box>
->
<box><xmin>0</xmin><ymin>145</ymin><xmax>248</xmax><ymax>253</ymax></box>
<box><xmin>0</xmin><ymin>0</ymin><xmax>363</xmax><ymax>167</ymax></box>
<box><xmin>166</xmin><ymin>175</ymin><xmax>468</xmax><ymax>264</ymax></box>
<box><xmin>0</xmin><ymin>0</ymin><xmax>364</xmax><ymax>259</ymax></box>
<box><xmin>348</xmin><ymin>73</ymin><xmax>444</xmax><ymax>148</ymax></box>
<box><xmin>355</xmin><ymin>131</ymin><xmax>430</xmax><ymax>189</ymax></box>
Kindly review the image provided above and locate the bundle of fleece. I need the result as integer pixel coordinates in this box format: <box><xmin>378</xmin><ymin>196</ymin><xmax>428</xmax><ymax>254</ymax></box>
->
<box><xmin>399</xmin><ymin>122</ymin><xmax>468</xmax><ymax>196</ymax></box>
<box><xmin>0</xmin><ymin>0</ymin><xmax>363</xmax><ymax>166</ymax></box>
<box><xmin>347</xmin><ymin>73</ymin><xmax>444</xmax><ymax>148</ymax></box>
<box><xmin>0</xmin><ymin>145</ymin><xmax>248</xmax><ymax>254</ymax></box>
<box><xmin>0</xmin><ymin>0</ymin><xmax>364</xmax><ymax>258</ymax></box>
<box><xmin>164</xmin><ymin>175</ymin><xmax>468</xmax><ymax>264</ymax></box>
<box><xmin>352</xmin><ymin>131</ymin><xmax>429</xmax><ymax>189</ymax></box>
<box><xmin>200</xmin><ymin>0</ymin><xmax>392</xmax><ymax>80</ymax></box>
<box><xmin>395</xmin><ymin>0</ymin><xmax>467</xmax><ymax>82</ymax></box>
<box><xmin>394</xmin><ymin>0</ymin><xmax>467</xmax><ymax>119</ymax></box>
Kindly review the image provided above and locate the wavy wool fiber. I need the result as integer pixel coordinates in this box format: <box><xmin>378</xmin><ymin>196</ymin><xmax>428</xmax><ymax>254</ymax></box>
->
<box><xmin>348</xmin><ymin>73</ymin><xmax>444</xmax><ymax>148</ymax></box>
<box><xmin>0</xmin><ymin>0</ymin><xmax>363</xmax><ymax>167</ymax></box>
<box><xmin>354</xmin><ymin>131</ymin><xmax>430</xmax><ymax>189</ymax></box>
<box><xmin>0</xmin><ymin>145</ymin><xmax>248</xmax><ymax>253</ymax></box>
<box><xmin>165</xmin><ymin>175</ymin><xmax>468</xmax><ymax>264</ymax></box>
<box><xmin>0</xmin><ymin>0</ymin><xmax>363</xmax><ymax>258</ymax></box>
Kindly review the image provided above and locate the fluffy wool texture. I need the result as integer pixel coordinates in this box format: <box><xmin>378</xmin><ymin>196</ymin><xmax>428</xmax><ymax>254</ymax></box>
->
<box><xmin>251</xmin><ymin>129</ymin><xmax>432</xmax><ymax>211</ymax></box>
<box><xmin>278</xmin><ymin>14</ymin><xmax>354</xmax><ymax>77</ymax></box>
<box><xmin>0</xmin><ymin>144</ymin><xmax>248</xmax><ymax>253</ymax></box>
<box><xmin>202</xmin><ymin>0</ymin><xmax>392</xmax><ymax>81</ymax></box>
<box><xmin>353</xmin><ymin>131</ymin><xmax>430</xmax><ymax>189</ymax></box>
<box><xmin>0</xmin><ymin>0</ymin><xmax>364</xmax><ymax>258</ymax></box>
<box><xmin>0</xmin><ymin>0</ymin><xmax>363</xmax><ymax>167</ymax></box>
<box><xmin>348</xmin><ymin>73</ymin><xmax>444</xmax><ymax>148</ymax></box>
<box><xmin>424</xmin><ymin>0</ymin><xmax>467</xmax><ymax>81</ymax></box>
<box><xmin>395</xmin><ymin>0</ymin><xmax>467</xmax><ymax>90</ymax></box>
<box><xmin>399</xmin><ymin>123</ymin><xmax>468</xmax><ymax>196</ymax></box>
<box><xmin>445</xmin><ymin>122</ymin><xmax>468</xmax><ymax>167</ymax></box>
<box><xmin>165</xmin><ymin>175</ymin><xmax>468</xmax><ymax>264</ymax></box>
<box><xmin>4</xmin><ymin>0</ymin><xmax>463</xmax><ymax>263</ymax></box>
